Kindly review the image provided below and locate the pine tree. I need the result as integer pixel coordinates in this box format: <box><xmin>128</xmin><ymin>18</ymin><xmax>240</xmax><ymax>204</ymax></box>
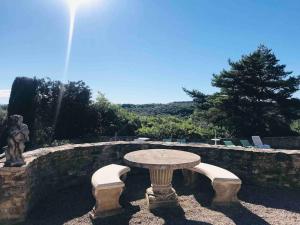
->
<box><xmin>187</xmin><ymin>45</ymin><xmax>300</xmax><ymax>137</ymax></box>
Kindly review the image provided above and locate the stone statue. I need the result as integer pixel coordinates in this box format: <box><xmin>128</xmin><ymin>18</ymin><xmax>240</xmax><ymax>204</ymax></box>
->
<box><xmin>4</xmin><ymin>115</ymin><xmax>29</xmax><ymax>167</ymax></box>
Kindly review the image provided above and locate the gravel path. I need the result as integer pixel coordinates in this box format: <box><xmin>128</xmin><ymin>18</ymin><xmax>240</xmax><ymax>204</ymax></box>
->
<box><xmin>25</xmin><ymin>172</ymin><xmax>300</xmax><ymax>225</ymax></box>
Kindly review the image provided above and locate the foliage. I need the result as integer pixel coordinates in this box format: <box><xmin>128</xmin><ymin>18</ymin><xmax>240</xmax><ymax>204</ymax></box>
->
<box><xmin>30</xmin><ymin>78</ymin><xmax>94</xmax><ymax>144</ymax></box>
<box><xmin>291</xmin><ymin>120</ymin><xmax>300</xmax><ymax>134</ymax></box>
<box><xmin>0</xmin><ymin>105</ymin><xmax>7</xmax><ymax>125</ymax></box>
<box><xmin>137</xmin><ymin>115</ymin><xmax>213</xmax><ymax>140</ymax></box>
<box><xmin>0</xmin><ymin>105</ymin><xmax>7</xmax><ymax>149</ymax></box>
<box><xmin>54</xmin><ymin>80</ymin><xmax>93</xmax><ymax>139</ymax></box>
<box><xmin>91</xmin><ymin>93</ymin><xmax>141</xmax><ymax>136</ymax></box>
<box><xmin>184</xmin><ymin>92</ymin><xmax>231</xmax><ymax>137</ymax></box>
<box><xmin>121</xmin><ymin>101</ymin><xmax>194</xmax><ymax>117</ymax></box>
<box><xmin>186</xmin><ymin>45</ymin><xmax>300</xmax><ymax>137</ymax></box>
<box><xmin>32</xmin><ymin>78</ymin><xmax>60</xmax><ymax>145</ymax></box>
<box><xmin>7</xmin><ymin>77</ymin><xmax>38</xmax><ymax>142</ymax></box>
<box><xmin>3</xmin><ymin>77</ymin><xmax>141</xmax><ymax>149</ymax></box>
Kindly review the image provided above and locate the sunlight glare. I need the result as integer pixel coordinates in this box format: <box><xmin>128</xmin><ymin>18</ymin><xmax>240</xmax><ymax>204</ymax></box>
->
<box><xmin>66</xmin><ymin>0</ymin><xmax>90</xmax><ymax>11</ymax></box>
<box><xmin>53</xmin><ymin>0</ymin><xmax>93</xmax><ymax>133</ymax></box>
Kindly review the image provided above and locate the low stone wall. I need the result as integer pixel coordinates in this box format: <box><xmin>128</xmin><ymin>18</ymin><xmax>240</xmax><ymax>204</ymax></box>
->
<box><xmin>263</xmin><ymin>136</ymin><xmax>300</xmax><ymax>149</ymax></box>
<box><xmin>0</xmin><ymin>141</ymin><xmax>300</xmax><ymax>224</ymax></box>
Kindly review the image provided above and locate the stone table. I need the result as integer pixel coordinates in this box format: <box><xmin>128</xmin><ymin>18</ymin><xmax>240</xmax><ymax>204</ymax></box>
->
<box><xmin>124</xmin><ymin>149</ymin><xmax>201</xmax><ymax>209</ymax></box>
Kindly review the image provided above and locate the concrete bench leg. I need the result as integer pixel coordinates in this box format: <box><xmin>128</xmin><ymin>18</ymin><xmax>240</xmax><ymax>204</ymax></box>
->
<box><xmin>182</xmin><ymin>169</ymin><xmax>197</xmax><ymax>187</ymax></box>
<box><xmin>212</xmin><ymin>181</ymin><xmax>241</xmax><ymax>205</ymax></box>
<box><xmin>90</xmin><ymin>186</ymin><xmax>124</xmax><ymax>219</ymax></box>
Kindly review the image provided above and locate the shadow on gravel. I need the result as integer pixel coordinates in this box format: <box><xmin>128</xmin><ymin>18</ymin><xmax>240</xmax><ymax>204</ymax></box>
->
<box><xmin>213</xmin><ymin>204</ymin><xmax>270</xmax><ymax>225</ymax></box>
<box><xmin>24</xmin><ymin>183</ymin><xmax>94</xmax><ymax>225</ymax></box>
<box><xmin>238</xmin><ymin>185</ymin><xmax>300</xmax><ymax>213</ymax></box>
<box><xmin>151</xmin><ymin>207</ymin><xmax>212</xmax><ymax>225</ymax></box>
<box><xmin>124</xmin><ymin>169</ymin><xmax>151</xmax><ymax>201</ymax></box>
<box><xmin>174</xmin><ymin>172</ymin><xmax>271</xmax><ymax>225</ymax></box>
<box><xmin>25</xmin><ymin>180</ymin><xmax>140</xmax><ymax>225</ymax></box>
<box><xmin>174</xmin><ymin>171</ymin><xmax>214</xmax><ymax>206</ymax></box>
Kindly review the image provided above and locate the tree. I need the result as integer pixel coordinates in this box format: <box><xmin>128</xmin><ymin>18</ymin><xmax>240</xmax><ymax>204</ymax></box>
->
<box><xmin>6</xmin><ymin>77</ymin><xmax>98</xmax><ymax>146</ymax></box>
<box><xmin>54</xmin><ymin>81</ymin><xmax>93</xmax><ymax>139</ymax></box>
<box><xmin>91</xmin><ymin>93</ymin><xmax>141</xmax><ymax>136</ymax></box>
<box><xmin>184</xmin><ymin>90</ymin><xmax>230</xmax><ymax>137</ymax></box>
<box><xmin>186</xmin><ymin>45</ymin><xmax>300</xmax><ymax>137</ymax></box>
<box><xmin>7</xmin><ymin>77</ymin><xmax>38</xmax><ymax>146</ymax></box>
<box><xmin>3</xmin><ymin>77</ymin><xmax>143</xmax><ymax>148</ymax></box>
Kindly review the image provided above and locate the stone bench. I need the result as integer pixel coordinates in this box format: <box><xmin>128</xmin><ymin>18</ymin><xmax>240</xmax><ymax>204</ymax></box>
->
<box><xmin>183</xmin><ymin>163</ymin><xmax>241</xmax><ymax>205</ymax></box>
<box><xmin>90</xmin><ymin>164</ymin><xmax>130</xmax><ymax>219</ymax></box>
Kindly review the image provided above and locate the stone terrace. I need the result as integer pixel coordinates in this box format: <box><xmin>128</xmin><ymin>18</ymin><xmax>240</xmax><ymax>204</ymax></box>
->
<box><xmin>0</xmin><ymin>141</ymin><xmax>300</xmax><ymax>224</ymax></box>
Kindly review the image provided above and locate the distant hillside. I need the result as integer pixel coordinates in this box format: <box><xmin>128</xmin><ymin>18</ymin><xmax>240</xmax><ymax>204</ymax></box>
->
<box><xmin>121</xmin><ymin>101</ymin><xmax>195</xmax><ymax>117</ymax></box>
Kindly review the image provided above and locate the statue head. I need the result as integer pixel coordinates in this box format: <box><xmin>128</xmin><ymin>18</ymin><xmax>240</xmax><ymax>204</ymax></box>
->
<box><xmin>8</xmin><ymin>115</ymin><xmax>23</xmax><ymax>127</ymax></box>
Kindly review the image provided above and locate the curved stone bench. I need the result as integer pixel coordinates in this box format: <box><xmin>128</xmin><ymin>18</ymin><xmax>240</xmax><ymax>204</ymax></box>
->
<box><xmin>183</xmin><ymin>163</ymin><xmax>242</xmax><ymax>205</ymax></box>
<box><xmin>90</xmin><ymin>164</ymin><xmax>130</xmax><ymax>219</ymax></box>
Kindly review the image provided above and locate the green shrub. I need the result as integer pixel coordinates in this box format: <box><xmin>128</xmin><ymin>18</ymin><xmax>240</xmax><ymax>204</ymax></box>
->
<box><xmin>91</xmin><ymin>93</ymin><xmax>141</xmax><ymax>136</ymax></box>
<box><xmin>137</xmin><ymin>115</ymin><xmax>213</xmax><ymax>140</ymax></box>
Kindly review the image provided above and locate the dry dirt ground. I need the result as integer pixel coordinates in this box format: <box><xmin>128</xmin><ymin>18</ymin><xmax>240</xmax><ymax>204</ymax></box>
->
<box><xmin>24</xmin><ymin>171</ymin><xmax>300</xmax><ymax>225</ymax></box>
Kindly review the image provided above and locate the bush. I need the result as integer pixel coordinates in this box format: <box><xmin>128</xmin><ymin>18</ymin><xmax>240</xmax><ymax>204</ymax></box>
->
<box><xmin>90</xmin><ymin>93</ymin><xmax>141</xmax><ymax>136</ymax></box>
<box><xmin>137</xmin><ymin>115</ymin><xmax>213</xmax><ymax>140</ymax></box>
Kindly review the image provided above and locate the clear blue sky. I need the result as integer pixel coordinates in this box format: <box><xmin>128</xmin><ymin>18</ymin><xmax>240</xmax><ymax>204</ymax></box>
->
<box><xmin>0</xmin><ymin>0</ymin><xmax>300</xmax><ymax>104</ymax></box>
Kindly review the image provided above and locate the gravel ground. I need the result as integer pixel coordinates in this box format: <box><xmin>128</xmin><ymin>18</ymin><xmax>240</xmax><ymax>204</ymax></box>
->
<box><xmin>24</xmin><ymin>172</ymin><xmax>300</xmax><ymax>225</ymax></box>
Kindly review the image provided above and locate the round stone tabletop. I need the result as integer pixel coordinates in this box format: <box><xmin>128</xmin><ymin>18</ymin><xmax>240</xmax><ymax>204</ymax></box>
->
<box><xmin>124</xmin><ymin>149</ymin><xmax>201</xmax><ymax>170</ymax></box>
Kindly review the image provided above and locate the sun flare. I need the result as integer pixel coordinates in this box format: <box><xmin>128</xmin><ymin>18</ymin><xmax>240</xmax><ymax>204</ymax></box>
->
<box><xmin>66</xmin><ymin>0</ymin><xmax>90</xmax><ymax>10</ymax></box>
<box><xmin>54</xmin><ymin>0</ymin><xmax>92</xmax><ymax>130</ymax></box>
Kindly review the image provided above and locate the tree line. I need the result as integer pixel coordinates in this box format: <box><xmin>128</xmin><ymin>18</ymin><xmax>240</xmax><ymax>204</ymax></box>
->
<box><xmin>121</xmin><ymin>102</ymin><xmax>195</xmax><ymax>117</ymax></box>
<box><xmin>0</xmin><ymin>78</ymin><xmax>140</xmax><ymax>151</ymax></box>
<box><xmin>1</xmin><ymin>45</ymin><xmax>299</xmax><ymax>152</ymax></box>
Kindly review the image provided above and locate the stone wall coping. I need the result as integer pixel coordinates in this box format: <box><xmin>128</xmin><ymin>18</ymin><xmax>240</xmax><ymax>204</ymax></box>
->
<box><xmin>1</xmin><ymin>141</ymin><xmax>300</xmax><ymax>170</ymax></box>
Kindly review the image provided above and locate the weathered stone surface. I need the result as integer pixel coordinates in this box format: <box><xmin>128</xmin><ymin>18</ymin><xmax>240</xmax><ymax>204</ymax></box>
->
<box><xmin>0</xmin><ymin>141</ymin><xmax>299</xmax><ymax>224</ymax></box>
<box><xmin>185</xmin><ymin>163</ymin><xmax>242</xmax><ymax>205</ymax></box>
<box><xmin>212</xmin><ymin>180</ymin><xmax>241</xmax><ymax>205</ymax></box>
<box><xmin>124</xmin><ymin>149</ymin><xmax>200</xmax><ymax>169</ymax></box>
<box><xmin>146</xmin><ymin>169</ymin><xmax>178</xmax><ymax>209</ymax></box>
<box><xmin>90</xmin><ymin>164</ymin><xmax>130</xmax><ymax>219</ymax></box>
<box><xmin>90</xmin><ymin>187</ymin><xmax>124</xmax><ymax>219</ymax></box>
<box><xmin>4</xmin><ymin>115</ymin><xmax>29</xmax><ymax>167</ymax></box>
<box><xmin>124</xmin><ymin>149</ymin><xmax>200</xmax><ymax>208</ymax></box>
